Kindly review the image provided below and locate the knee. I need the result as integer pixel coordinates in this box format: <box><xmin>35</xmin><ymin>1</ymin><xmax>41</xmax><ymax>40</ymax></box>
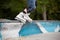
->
<box><xmin>32</xmin><ymin>6</ymin><xmax>36</xmax><ymax>11</ymax></box>
<box><xmin>27</xmin><ymin>6</ymin><xmax>36</xmax><ymax>13</ymax></box>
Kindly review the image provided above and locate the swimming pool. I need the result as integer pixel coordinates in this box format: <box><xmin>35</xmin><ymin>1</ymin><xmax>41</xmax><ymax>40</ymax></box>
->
<box><xmin>19</xmin><ymin>21</ymin><xmax>60</xmax><ymax>36</ymax></box>
<box><xmin>0</xmin><ymin>20</ymin><xmax>60</xmax><ymax>39</ymax></box>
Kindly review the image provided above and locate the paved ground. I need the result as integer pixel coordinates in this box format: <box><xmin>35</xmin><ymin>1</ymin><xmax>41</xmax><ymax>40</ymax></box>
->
<box><xmin>3</xmin><ymin>32</ymin><xmax>60</xmax><ymax>40</ymax></box>
<box><xmin>20</xmin><ymin>32</ymin><xmax>60</xmax><ymax>40</ymax></box>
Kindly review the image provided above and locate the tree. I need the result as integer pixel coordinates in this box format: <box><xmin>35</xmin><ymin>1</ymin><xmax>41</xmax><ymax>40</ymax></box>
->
<box><xmin>37</xmin><ymin>0</ymin><xmax>60</xmax><ymax>20</ymax></box>
<box><xmin>0</xmin><ymin>0</ymin><xmax>60</xmax><ymax>20</ymax></box>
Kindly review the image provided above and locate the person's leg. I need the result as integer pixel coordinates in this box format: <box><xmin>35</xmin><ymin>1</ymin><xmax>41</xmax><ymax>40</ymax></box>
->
<box><xmin>15</xmin><ymin>0</ymin><xmax>37</xmax><ymax>23</ymax></box>
<box><xmin>20</xmin><ymin>0</ymin><xmax>37</xmax><ymax>22</ymax></box>
<box><xmin>22</xmin><ymin>0</ymin><xmax>37</xmax><ymax>22</ymax></box>
<box><xmin>27</xmin><ymin>0</ymin><xmax>37</xmax><ymax>13</ymax></box>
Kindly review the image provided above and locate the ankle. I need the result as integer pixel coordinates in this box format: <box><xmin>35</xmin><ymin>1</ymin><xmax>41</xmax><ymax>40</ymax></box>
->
<box><xmin>23</xmin><ymin>11</ymin><xmax>26</xmax><ymax>14</ymax></box>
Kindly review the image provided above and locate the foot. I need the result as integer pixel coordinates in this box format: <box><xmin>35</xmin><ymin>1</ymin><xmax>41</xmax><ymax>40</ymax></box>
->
<box><xmin>24</xmin><ymin>13</ymin><xmax>32</xmax><ymax>23</ymax></box>
<box><xmin>23</xmin><ymin>8</ymin><xmax>32</xmax><ymax>23</ymax></box>
<box><xmin>15</xmin><ymin>12</ymin><xmax>26</xmax><ymax>24</ymax></box>
<box><xmin>15</xmin><ymin>8</ymin><xmax>32</xmax><ymax>23</ymax></box>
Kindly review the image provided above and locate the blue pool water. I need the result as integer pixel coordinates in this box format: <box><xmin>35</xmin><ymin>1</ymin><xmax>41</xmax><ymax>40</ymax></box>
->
<box><xmin>40</xmin><ymin>21</ymin><xmax>60</xmax><ymax>32</ymax></box>
<box><xmin>19</xmin><ymin>21</ymin><xmax>60</xmax><ymax>36</ymax></box>
<box><xmin>0</xmin><ymin>23</ymin><xmax>2</xmax><ymax>40</ymax></box>
<box><xmin>19</xmin><ymin>22</ymin><xmax>42</xmax><ymax>36</ymax></box>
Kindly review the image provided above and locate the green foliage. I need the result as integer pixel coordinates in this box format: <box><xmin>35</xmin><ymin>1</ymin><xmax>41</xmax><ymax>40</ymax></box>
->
<box><xmin>0</xmin><ymin>0</ymin><xmax>60</xmax><ymax>20</ymax></box>
<box><xmin>0</xmin><ymin>0</ymin><xmax>26</xmax><ymax>19</ymax></box>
